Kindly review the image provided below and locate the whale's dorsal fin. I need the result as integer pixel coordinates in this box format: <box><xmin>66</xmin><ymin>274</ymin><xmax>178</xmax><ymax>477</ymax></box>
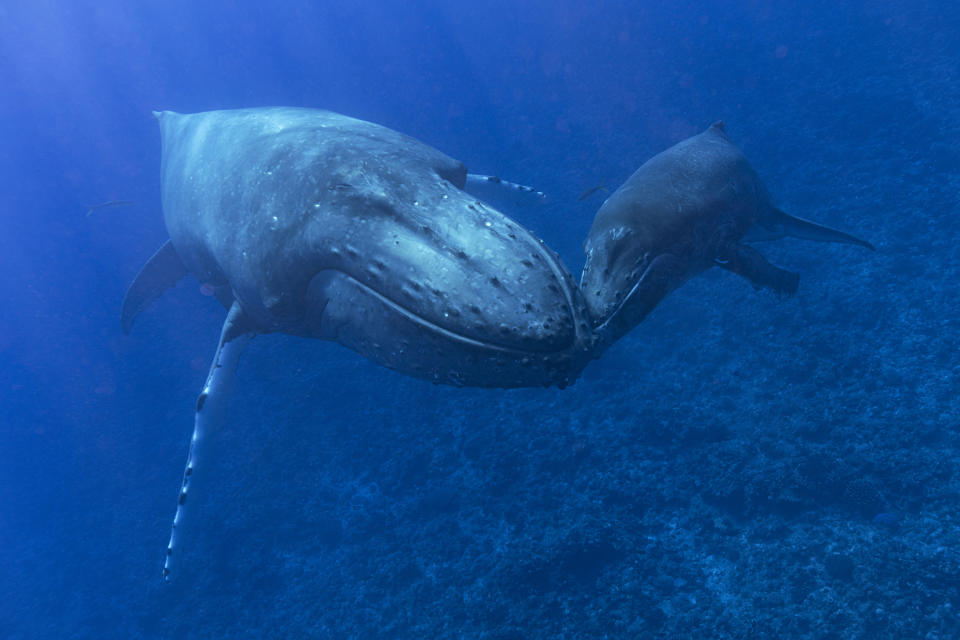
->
<box><xmin>747</xmin><ymin>208</ymin><xmax>875</xmax><ymax>251</ymax></box>
<box><xmin>122</xmin><ymin>240</ymin><xmax>189</xmax><ymax>333</ymax></box>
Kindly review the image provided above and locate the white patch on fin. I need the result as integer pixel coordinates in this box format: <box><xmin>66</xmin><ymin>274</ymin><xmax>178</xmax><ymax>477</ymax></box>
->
<box><xmin>163</xmin><ymin>302</ymin><xmax>252</xmax><ymax>582</ymax></box>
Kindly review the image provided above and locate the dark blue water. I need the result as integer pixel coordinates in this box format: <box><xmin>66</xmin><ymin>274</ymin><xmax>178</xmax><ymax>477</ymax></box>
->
<box><xmin>2</xmin><ymin>1</ymin><xmax>958</xmax><ymax>638</ymax></box>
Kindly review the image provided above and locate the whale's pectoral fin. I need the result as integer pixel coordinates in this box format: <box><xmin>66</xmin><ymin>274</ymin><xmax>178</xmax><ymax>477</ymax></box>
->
<box><xmin>121</xmin><ymin>240</ymin><xmax>189</xmax><ymax>333</ymax></box>
<box><xmin>748</xmin><ymin>208</ymin><xmax>875</xmax><ymax>251</ymax></box>
<box><xmin>163</xmin><ymin>301</ymin><xmax>254</xmax><ymax>583</ymax></box>
<box><xmin>464</xmin><ymin>173</ymin><xmax>547</xmax><ymax>208</ymax></box>
<box><xmin>716</xmin><ymin>243</ymin><xmax>800</xmax><ymax>295</ymax></box>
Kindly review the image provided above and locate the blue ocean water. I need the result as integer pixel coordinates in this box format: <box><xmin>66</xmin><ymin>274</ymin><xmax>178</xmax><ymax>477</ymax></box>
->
<box><xmin>1</xmin><ymin>1</ymin><xmax>958</xmax><ymax>637</ymax></box>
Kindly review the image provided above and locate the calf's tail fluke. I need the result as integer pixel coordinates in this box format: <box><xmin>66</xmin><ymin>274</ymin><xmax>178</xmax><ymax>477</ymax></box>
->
<box><xmin>753</xmin><ymin>208</ymin><xmax>876</xmax><ymax>251</ymax></box>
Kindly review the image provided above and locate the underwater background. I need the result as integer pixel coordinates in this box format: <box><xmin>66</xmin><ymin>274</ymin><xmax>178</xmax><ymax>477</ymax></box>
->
<box><xmin>1</xmin><ymin>0</ymin><xmax>958</xmax><ymax>638</ymax></box>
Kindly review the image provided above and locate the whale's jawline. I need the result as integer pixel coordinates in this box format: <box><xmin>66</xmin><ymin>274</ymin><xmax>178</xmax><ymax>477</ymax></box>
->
<box><xmin>319</xmin><ymin>269</ymin><xmax>576</xmax><ymax>357</ymax></box>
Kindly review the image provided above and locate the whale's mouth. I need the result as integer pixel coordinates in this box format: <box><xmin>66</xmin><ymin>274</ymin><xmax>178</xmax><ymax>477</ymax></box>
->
<box><xmin>592</xmin><ymin>261</ymin><xmax>654</xmax><ymax>337</ymax></box>
<box><xmin>299</xmin><ymin>267</ymin><xmax>595</xmax><ymax>389</ymax></box>
<box><xmin>582</xmin><ymin>249</ymin><xmax>653</xmax><ymax>328</ymax></box>
<box><xmin>351</xmin><ymin>273</ymin><xmax>542</xmax><ymax>354</ymax></box>
<box><xmin>307</xmin><ymin>269</ymin><xmax>578</xmax><ymax>357</ymax></box>
<box><xmin>590</xmin><ymin>253</ymin><xmax>687</xmax><ymax>350</ymax></box>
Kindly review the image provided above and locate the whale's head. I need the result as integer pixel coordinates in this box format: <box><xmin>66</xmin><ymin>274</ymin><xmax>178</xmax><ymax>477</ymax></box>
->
<box><xmin>157</xmin><ymin>108</ymin><xmax>594</xmax><ymax>388</ymax></box>
<box><xmin>295</xmin><ymin>146</ymin><xmax>596</xmax><ymax>388</ymax></box>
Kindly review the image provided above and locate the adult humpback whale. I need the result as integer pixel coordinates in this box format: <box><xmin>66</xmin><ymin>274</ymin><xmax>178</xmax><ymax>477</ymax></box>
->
<box><xmin>125</xmin><ymin>107</ymin><xmax>593</xmax><ymax>580</ymax></box>
<box><xmin>125</xmin><ymin>109</ymin><xmax>871</xmax><ymax>581</ymax></box>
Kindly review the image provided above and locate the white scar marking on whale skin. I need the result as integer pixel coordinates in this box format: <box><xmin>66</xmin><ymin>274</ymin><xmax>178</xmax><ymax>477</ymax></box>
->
<box><xmin>163</xmin><ymin>320</ymin><xmax>252</xmax><ymax>583</ymax></box>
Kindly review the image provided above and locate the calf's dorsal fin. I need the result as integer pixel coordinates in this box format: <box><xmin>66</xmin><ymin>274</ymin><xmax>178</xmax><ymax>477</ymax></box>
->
<box><xmin>121</xmin><ymin>240</ymin><xmax>189</xmax><ymax>333</ymax></box>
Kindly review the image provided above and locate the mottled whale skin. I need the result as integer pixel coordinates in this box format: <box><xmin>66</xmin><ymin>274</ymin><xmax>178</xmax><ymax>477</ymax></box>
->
<box><xmin>581</xmin><ymin>121</ymin><xmax>873</xmax><ymax>348</ymax></box>
<box><xmin>147</xmin><ymin>108</ymin><xmax>593</xmax><ymax>387</ymax></box>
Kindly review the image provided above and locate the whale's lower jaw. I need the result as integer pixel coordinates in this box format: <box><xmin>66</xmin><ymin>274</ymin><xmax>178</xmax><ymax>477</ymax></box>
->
<box><xmin>303</xmin><ymin>270</ymin><xmax>594</xmax><ymax>389</ymax></box>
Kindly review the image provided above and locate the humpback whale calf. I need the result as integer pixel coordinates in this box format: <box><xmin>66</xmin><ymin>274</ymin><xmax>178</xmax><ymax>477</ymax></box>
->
<box><xmin>125</xmin><ymin>110</ymin><xmax>871</xmax><ymax>581</ymax></box>
<box><xmin>581</xmin><ymin>121</ymin><xmax>874</xmax><ymax>348</ymax></box>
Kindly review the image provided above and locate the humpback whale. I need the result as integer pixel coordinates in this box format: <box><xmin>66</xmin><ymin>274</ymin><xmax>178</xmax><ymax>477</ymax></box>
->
<box><xmin>124</xmin><ymin>107</ymin><xmax>593</xmax><ymax>580</ymax></box>
<box><xmin>125</xmin><ymin>110</ymin><xmax>871</xmax><ymax>581</ymax></box>
<box><xmin>581</xmin><ymin>121</ymin><xmax>874</xmax><ymax>348</ymax></box>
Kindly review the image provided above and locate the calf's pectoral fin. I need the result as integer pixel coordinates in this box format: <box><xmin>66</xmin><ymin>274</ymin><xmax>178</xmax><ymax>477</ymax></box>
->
<box><xmin>716</xmin><ymin>243</ymin><xmax>800</xmax><ymax>295</ymax></box>
<box><xmin>121</xmin><ymin>239</ymin><xmax>189</xmax><ymax>333</ymax></box>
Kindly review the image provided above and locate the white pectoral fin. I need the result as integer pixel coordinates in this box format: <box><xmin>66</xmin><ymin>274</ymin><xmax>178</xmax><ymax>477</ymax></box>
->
<box><xmin>122</xmin><ymin>240</ymin><xmax>189</xmax><ymax>333</ymax></box>
<box><xmin>163</xmin><ymin>302</ymin><xmax>253</xmax><ymax>582</ymax></box>
<box><xmin>465</xmin><ymin>173</ymin><xmax>547</xmax><ymax>209</ymax></box>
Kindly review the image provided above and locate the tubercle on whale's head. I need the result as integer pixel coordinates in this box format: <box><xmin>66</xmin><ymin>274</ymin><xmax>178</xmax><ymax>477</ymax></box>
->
<box><xmin>295</xmin><ymin>176</ymin><xmax>596</xmax><ymax>388</ymax></box>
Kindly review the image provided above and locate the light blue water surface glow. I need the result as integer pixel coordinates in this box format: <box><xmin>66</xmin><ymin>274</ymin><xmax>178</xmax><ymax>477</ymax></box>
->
<box><xmin>1</xmin><ymin>1</ymin><xmax>958</xmax><ymax>638</ymax></box>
